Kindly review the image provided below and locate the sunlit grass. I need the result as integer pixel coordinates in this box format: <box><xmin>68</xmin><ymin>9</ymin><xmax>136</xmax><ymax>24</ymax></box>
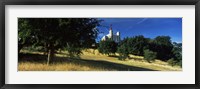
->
<box><xmin>18</xmin><ymin>49</ymin><xmax>182</xmax><ymax>71</ymax></box>
<box><xmin>18</xmin><ymin>62</ymin><xmax>115</xmax><ymax>71</ymax></box>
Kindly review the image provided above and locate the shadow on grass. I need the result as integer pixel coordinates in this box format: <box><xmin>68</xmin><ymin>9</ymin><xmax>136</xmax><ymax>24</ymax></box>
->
<box><xmin>78</xmin><ymin>59</ymin><xmax>155</xmax><ymax>71</ymax></box>
<box><xmin>19</xmin><ymin>53</ymin><xmax>47</xmax><ymax>63</ymax></box>
<box><xmin>107</xmin><ymin>55</ymin><xmax>119</xmax><ymax>58</ymax></box>
<box><xmin>19</xmin><ymin>53</ymin><xmax>156</xmax><ymax>71</ymax></box>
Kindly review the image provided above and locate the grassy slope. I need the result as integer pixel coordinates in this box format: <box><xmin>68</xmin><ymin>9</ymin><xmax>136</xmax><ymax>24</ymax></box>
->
<box><xmin>18</xmin><ymin>49</ymin><xmax>182</xmax><ymax>71</ymax></box>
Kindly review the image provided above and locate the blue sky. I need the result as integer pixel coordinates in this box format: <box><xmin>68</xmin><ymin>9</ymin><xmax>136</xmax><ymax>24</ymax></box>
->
<box><xmin>96</xmin><ymin>18</ymin><xmax>182</xmax><ymax>43</ymax></box>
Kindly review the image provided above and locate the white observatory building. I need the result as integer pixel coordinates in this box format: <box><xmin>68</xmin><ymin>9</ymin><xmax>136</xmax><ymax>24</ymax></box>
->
<box><xmin>101</xmin><ymin>25</ymin><xmax>120</xmax><ymax>43</ymax></box>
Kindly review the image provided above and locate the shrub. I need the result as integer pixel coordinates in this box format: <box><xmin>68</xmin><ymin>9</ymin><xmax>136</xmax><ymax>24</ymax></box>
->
<box><xmin>167</xmin><ymin>58</ymin><xmax>176</xmax><ymax>66</ymax></box>
<box><xmin>65</xmin><ymin>44</ymin><xmax>82</xmax><ymax>59</ymax></box>
<box><xmin>143</xmin><ymin>49</ymin><xmax>157</xmax><ymax>63</ymax></box>
<box><xmin>117</xmin><ymin>43</ymin><xmax>129</xmax><ymax>60</ymax></box>
<box><xmin>167</xmin><ymin>58</ymin><xmax>182</xmax><ymax>67</ymax></box>
<box><xmin>98</xmin><ymin>40</ymin><xmax>117</xmax><ymax>56</ymax></box>
<box><xmin>176</xmin><ymin>60</ymin><xmax>182</xmax><ymax>67</ymax></box>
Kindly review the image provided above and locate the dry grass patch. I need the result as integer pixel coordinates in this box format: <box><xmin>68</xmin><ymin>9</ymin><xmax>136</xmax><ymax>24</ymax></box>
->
<box><xmin>18</xmin><ymin>49</ymin><xmax>182</xmax><ymax>71</ymax></box>
<box><xmin>18</xmin><ymin>61</ymin><xmax>117</xmax><ymax>71</ymax></box>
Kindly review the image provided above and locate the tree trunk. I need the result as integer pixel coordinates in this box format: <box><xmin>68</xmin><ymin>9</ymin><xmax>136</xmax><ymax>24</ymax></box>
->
<box><xmin>47</xmin><ymin>44</ymin><xmax>55</xmax><ymax>65</ymax></box>
<box><xmin>18</xmin><ymin>44</ymin><xmax>23</xmax><ymax>53</ymax></box>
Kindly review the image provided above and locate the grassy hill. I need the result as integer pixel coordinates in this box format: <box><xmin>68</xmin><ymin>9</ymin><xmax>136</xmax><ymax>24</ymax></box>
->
<box><xmin>18</xmin><ymin>49</ymin><xmax>182</xmax><ymax>71</ymax></box>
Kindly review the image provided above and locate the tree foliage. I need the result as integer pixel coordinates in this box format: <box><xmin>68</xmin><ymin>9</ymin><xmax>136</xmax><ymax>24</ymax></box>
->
<box><xmin>18</xmin><ymin>19</ymin><xmax>36</xmax><ymax>53</ymax></box>
<box><xmin>143</xmin><ymin>49</ymin><xmax>157</xmax><ymax>63</ymax></box>
<box><xmin>127</xmin><ymin>35</ymin><xmax>149</xmax><ymax>56</ymax></box>
<box><xmin>117</xmin><ymin>43</ymin><xmax>129</xmax><ymax>60</ymax></box>
<box><xmin>117</xmin><ymin>35</ymin><xmax>182</xmax><ymax>67</ymax></box>
<box><xmin>167</xmin><ymin>58</ymin><xmax>177</xmax><ymax>66</ymax></box>
<box><xmin>149</xmin><ymin>36</ymin><xmax>173</xmax><ymax>61</ymax></box>
<box><xmin>18</xmin><ymin>18</ymin><xmax>100</xmax><ymax>65</ymax></box>
<box><xmin>167</xmin><ymin>42</ymin><xmax>182</xmax><ymax>67</ymax></box>
<box><xmin>98</xmin><ymin>40</ymin><xmax>117</xmax><ymax>56</ymax></box>
<box><xmin>117</xmin><ymin>36</ymin><xmax>149</xmax><ymax>60</ymax></box>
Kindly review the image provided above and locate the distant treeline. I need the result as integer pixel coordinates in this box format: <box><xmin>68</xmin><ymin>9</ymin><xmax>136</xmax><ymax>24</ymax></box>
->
<box><xmin>98</xmin><ymin>35</ymin><xmax>182</xmax><ymax>67</ymax></box>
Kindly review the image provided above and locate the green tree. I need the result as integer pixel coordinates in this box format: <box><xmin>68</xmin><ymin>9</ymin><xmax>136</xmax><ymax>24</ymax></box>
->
<box><xmin>18</xmin><ymin>19</ymin><xmax>36</xmax><ymax>53</ymax></box>
<box><xmin>149</xmin><ymin>36</ymin><xmax>173</xmax><ymax>61</ymax></box>
<box><xmin>169</xmin><ymin>42</ymin><xmax>182</xmax><ymax>67</ymax></box>
<box><xmin>117</xmin><ymin>36</ymin><xmax>149</xmax><ymax>60</ymax></box>
<box><xmin>167</xmin><ymin>58</ymin><xmax>177</xmax><ymax>66</ymax></box>
<box><xmin>172</xmin><ymin>42</ymin><xmax>182</xmax><ymax>61</ymax></box>
<box><xmin>117</xmin><ymin>43</ymin><xmax>129</xmax><ymax>60</ymax></box>
<box><xmin>127</xmin><ymin>35</ymin><xmax>149</xmax><ymax>56</ymax></box>
<box><xmin>18</xmin><ymin>18</ymin><xmax>100</xmax><ymax>65</ymax></box>
<box><xmin>143</xmin><ymin>49</ymin><xmax>157</xmax><ymax>63</ymax></box>
<box><xmin>98</xmin><ymin>40</ymin><xmax>117</xmax><ymax>56</ymax></box>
